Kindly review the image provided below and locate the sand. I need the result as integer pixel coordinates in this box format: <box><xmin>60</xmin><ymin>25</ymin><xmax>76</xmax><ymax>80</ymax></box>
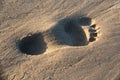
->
<box><xmin>0</xmin><ymin>0</ymin><xmax>120</xmax><ymax>80</ymax></box>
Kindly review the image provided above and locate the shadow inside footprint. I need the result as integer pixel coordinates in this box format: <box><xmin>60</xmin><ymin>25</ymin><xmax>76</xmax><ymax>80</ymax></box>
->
<box><xmin>78</xmin><ymin>17</ymin><xmax>91</xmax><ymax>26</ymax></box>
<box><xmin>17</xmin><ymin>33</ymin><xmax>47</xmax><ymax>55</ymax></box>
<box><xmin>50</xmin><ymin>17</ymin><xmax>91</xmax><ymax>46</ymax></box>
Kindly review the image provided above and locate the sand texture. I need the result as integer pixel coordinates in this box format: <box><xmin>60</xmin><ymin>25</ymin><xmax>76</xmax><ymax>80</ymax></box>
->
<box><xmin>0</xmin><ymin>0</ymin><xmax>120</xmax><ymax>80</ymax></box>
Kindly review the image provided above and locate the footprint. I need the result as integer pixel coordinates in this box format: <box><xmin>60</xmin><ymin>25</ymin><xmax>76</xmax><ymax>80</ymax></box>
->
<box><xmin>16</xmin><ymin>17</ymin><xmax>100</xmax><ymax>55</ymax></box>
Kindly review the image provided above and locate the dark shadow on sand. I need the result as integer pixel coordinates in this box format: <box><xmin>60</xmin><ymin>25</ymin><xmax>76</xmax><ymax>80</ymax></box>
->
<box><xmin>50</xmin><ymin>17</ymin><xmax>91</xmax><ymax>46</ymax></box>
<box><xmin>16</xmin><ymin>33</ymin><xmax>47</xmax><ymax>55</ymax></box>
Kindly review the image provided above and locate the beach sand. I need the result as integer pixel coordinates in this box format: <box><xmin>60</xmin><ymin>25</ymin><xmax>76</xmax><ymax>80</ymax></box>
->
<box><xmin>0</xmin><ymin>0</ymin><xmax>120</xmax><ymax>80</ymax></box>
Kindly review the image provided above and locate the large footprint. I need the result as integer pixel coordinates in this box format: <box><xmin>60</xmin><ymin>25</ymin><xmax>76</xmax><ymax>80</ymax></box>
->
<box><xmin>16</xmin><ymin>17</ymin><xmax>100</xmax><ymax>55</ymax></box>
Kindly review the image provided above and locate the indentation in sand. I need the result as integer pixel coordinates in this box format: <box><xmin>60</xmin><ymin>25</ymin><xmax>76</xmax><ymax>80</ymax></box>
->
<box><xmin>88</xmin><ymin>22</ymin><xmax>100</xmax><ymax>42</ymax></box>
<box><xmin>16</xmin><ymin>17</ymin><xmax>100</xmax><ymax>55</ymax></box>
<box><xmin>63</xmin><ymin>18</ymin><xmax>89</xmax><ymax>46</ymax></box>
<box><xmin>45</xmin><ymin>17</ymin><xmax>99</xmax><ymax>46</ymax></box>
<box><xmin>16</xmin><ymin>33</ymin><xmax>47</xmax><ymax>55</ymax></box>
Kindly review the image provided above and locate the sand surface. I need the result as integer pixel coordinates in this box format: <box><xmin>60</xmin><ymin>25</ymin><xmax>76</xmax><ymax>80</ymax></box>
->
<box><xmin>0</xmin><ymin>0</ymin><xmax>120</xmax><ymax>80</ymax></box>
